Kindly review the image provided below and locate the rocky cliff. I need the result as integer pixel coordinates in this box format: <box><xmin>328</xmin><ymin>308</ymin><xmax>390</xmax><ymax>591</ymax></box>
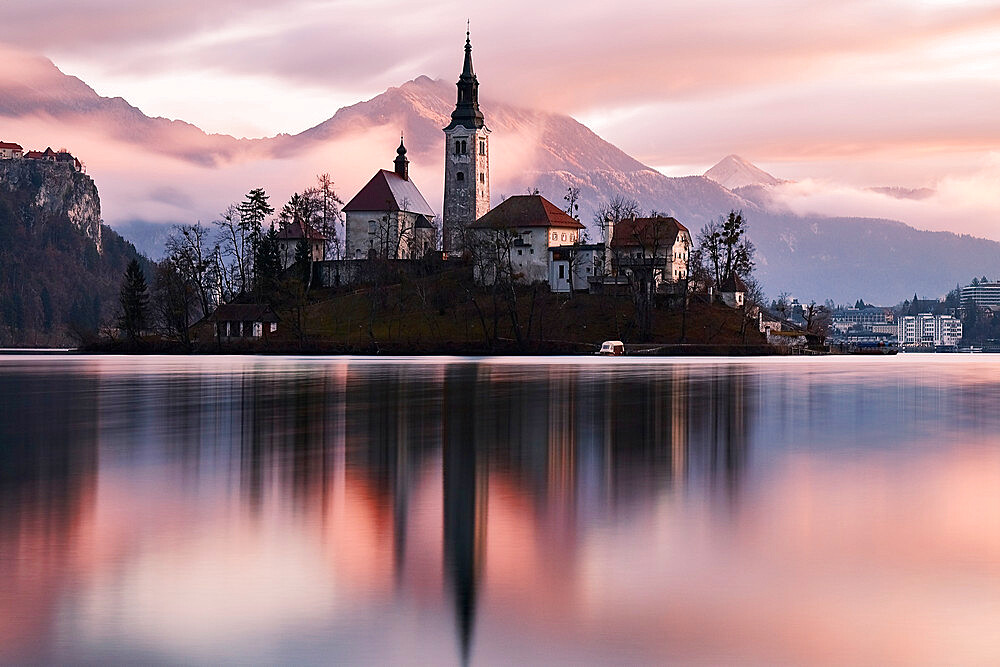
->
<box><xmin>0</xmin><ymin>159</ymin><xmax>102</xmax><ymax>251</ymax></box>
<box><xmin>0</xmin><ymin>159</ymin><xmax>144</xmax><ymax>346</ymax></box>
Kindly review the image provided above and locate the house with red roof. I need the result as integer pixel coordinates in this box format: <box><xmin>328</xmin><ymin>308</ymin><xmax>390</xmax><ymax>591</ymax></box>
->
<box><xmin>610</xmin><ymin>216</ymin><xmax>692</xmax><ymax>293</ymax></box>
<box><xmin>23</xmin><ymin>147</ymin><xmax>83</xmax><ymax>171</ymax></box>
<box><xmin>467</xmin><ymin>194</ymin><xmax>587</xmax><ymax>288</ymax></box>
<box><xmin>343</xmin><ymin>139</ymin><xmax>436</xmax><ymax>260</ymax></box>
<box><xmin>0</xmin><ymin>142</ymin><xmax>23</xmax><ymax>159</ymax></box>
<box><xmin>275</xmin><ymin>219</ymin><xmax>327</xmax><ymax>269</ymax></box>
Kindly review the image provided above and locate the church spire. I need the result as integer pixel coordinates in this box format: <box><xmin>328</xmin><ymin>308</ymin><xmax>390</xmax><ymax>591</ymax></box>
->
<box><xmin>462</xmin><ymin>25</ymin><xmax>474</xmax><ymax>78</ymax></box>
<box><xmin>445</xmin><ymin>27</ymin><xmax>485</xmax><ymax>131</ymax></box>
<box><xmin>394</xmin><ymin>134</ymin><xmax>409</xmax><ymax>180</ymax></box>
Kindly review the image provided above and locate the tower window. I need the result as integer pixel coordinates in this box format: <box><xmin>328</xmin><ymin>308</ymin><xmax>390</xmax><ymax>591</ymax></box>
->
<box><xmin>457</xmin><ymin>172</ymin><xmax>464</xmax><ymax>181</ymax></box>
<box><xmin>479</xmin><ymin>173</ymin><xmax>484</xmax><ymax>184</ymax></box>
<box><xmin>461</xmin><ymin>140</ymin><xmax>467</xmax><ymax>154</ymax></box>
<box><xmin>479</xmin><ymin>140</ymin><xmax>486</xmax><ymax>155</ymax></box>
<box><xmin>454</xmin><ymin>141</ymin><xmax>461</xmax><ymax>155</ymax></box>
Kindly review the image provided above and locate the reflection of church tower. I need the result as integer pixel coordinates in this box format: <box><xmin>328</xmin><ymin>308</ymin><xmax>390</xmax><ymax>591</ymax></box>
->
<box><xmin>442</xmin><ymin>29</ymin><xmax>490</xmax><ymax>255</ymax></box>
<box><xmin>442</xmin><ymin>365</ymin><xmax>487</xmax><ymax>665</ymax></box>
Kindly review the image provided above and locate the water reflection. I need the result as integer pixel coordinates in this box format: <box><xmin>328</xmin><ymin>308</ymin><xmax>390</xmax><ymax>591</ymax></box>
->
<box><xmin>2</xmin><ymin>356</ymin><xmax>1000</xmax><ymax>664</ymax></box>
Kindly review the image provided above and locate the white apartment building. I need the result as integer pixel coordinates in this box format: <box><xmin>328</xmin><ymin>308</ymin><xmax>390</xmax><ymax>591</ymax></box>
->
<box><xmin>897</xmin><ymin>313</ymin><xmax>962</xmax><ymax>347</ymax></box>
<box><xmin>961</xmin><ymin>282</ymin><xmax>1000</xmax><ymax>308</ymax></box>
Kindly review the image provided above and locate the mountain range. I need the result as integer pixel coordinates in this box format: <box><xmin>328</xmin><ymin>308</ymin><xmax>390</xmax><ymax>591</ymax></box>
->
<box><xmin>1</xmin><ymin>47</ymin><xmax>998</xmax><ymax>304</ymax></box>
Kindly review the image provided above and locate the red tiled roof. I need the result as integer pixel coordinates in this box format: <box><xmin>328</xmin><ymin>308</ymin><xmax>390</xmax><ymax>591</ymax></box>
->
<box><xmin>343</xmin><ymin>169</ymin><xmax>435</xmax><ymax>216</ymax></box>
<box><xmin>275</xmin><ymin>219</ymin><xmax>326</xmax><ymax>241</ymax></box>
<box><xmin>720</xmin><ymin>274</ymin><xmax>748</xmax><ymax>292</ymax></box>
<box><xmin>468</xmin><ymin>195</ymin><xmax>585</xmax><ymax>230</ymax></box>
<box><xmin>610</xmin><ymin>216</ymin><xmax>688</xmax><ymax>249</ymax></box>
<box><xmin>0</xmin><ymin>142</ymin><xmax>22</xmax><ymax>150</ymax></box>
<box><xmin>209</xmin><ymin>303</ymin><xmax>280</xmax><ymax>322</ymax></box>
<box><xmin>24</xmin><ymin>151</ymin><xmax>44</xmax><ymax>159</ymax></box>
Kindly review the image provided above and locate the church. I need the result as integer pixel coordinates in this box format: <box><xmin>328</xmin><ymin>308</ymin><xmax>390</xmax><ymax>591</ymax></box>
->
<box><xmin>330</xmin><ymin>31</ymin><xmax>691</xmax><ymax>295</ymax></box>
<box><xmin>343</xmin><ymin>138</ymin><xmax>436</xmax><ymax>259</ymax></box>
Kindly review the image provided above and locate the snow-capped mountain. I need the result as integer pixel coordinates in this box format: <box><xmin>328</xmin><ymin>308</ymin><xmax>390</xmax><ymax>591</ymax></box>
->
<box><xmin>704</xmin><ymin>154</ymin><xmax>785</xmax><ymax>190</ymax></box>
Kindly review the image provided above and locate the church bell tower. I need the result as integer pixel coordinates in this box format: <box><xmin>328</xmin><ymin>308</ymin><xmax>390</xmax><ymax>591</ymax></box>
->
<box><xmin>442</xmin><ymin>29</ymin><xmax>490</xmax><ymax>255</ymax></box>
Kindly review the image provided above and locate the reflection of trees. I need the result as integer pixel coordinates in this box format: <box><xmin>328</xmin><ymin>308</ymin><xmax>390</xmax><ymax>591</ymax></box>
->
<box><xmin>0</xmin><ymin>370</ymin><xmax>98</xmax><ymax>663</ymax></box>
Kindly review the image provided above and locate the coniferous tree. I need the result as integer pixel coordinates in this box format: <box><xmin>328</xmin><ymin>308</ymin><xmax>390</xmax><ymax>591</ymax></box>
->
<box><xmin>117</xmin><ymin>258</ymin><xmax>149</xmax><ymax>342</ymax></box>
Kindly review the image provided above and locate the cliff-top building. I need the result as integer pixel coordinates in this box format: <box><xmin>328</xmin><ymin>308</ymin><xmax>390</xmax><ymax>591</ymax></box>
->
<box><xmin>442</xmin><ymin>31</ymin><xmax>490</xmax><ymax>255</ymax></box>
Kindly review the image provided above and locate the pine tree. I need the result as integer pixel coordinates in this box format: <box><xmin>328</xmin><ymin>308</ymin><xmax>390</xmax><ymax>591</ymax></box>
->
<box><xmin>117</xmin><ymin>259</ymin><xmax>149</xmax><ymax>342</ymax></box>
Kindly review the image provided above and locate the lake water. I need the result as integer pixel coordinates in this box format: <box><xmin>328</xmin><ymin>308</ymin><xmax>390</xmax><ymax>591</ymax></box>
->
<box><xmin>2</xmin><ymin>354</ymin><xmax>1000</xmax><ymax>665</ymax></box>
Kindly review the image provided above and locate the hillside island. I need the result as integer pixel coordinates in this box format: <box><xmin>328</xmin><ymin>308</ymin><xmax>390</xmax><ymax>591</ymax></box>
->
<box><xmin>2</xmin><ymin>34</ymin><xmax>986</xmax><ymax>356</ymax></box>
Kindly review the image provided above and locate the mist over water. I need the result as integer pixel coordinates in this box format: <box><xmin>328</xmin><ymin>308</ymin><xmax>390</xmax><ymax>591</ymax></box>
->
<box><xmin>2</xmin><ymin>355</ymin><xmax>1000</xmax><ymax>665</ymax></box>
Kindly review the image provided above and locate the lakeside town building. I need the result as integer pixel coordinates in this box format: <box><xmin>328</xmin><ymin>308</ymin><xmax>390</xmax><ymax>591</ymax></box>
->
<box><xmin>831</xmin><ymin>306</ymin><xmax>895</xmax><ymax>333</ymax></box>
<box><xmin>897</xmin><ymin>313</ymin><xmax>962</xmax><ymax>347</ymax></box>
<box><xmin>961</xmin><ymin>282</ymin><xmax>1000</xmax><ymax>309</ymax></box>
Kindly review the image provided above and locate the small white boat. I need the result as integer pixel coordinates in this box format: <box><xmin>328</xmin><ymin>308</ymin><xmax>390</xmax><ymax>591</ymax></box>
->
<box><xmin>598</xmin><ymin>340</ymin><xmax>625</xmax><ymax>356</ymax></box>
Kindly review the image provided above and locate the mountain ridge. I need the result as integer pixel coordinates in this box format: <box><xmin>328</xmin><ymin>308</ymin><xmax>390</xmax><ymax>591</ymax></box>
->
<box><xmin>2</xmin><ymin>48</ymin><xmax>998</xmax><ymax>303</ymax></box>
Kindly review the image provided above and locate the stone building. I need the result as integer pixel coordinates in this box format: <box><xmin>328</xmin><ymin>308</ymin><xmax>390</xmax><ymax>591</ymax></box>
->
<box><xmin>343</xmin><ymin>139</ymin><xmax>436</xmax><ymax>259</ymax></box>
<box><xmin>466</xmin><ymin>194</ymin><xmax>584</xmax><ymax>285</ymax></box>
<box><xmin>609</xmin><ymin>216</ymin><xmax>692</xmax><ymax>291</ymax></box>
<box><xmin>442</xmin><ymin>31</ymin><xmax>490</xmax><ymax>255</ymax></box>
<box><xmin>275</xmin><ymin>219</ymin><xmax>326</xmax><ymax>269</ymax></box>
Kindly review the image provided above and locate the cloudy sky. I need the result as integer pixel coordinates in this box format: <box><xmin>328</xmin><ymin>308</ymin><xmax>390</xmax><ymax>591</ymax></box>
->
<box><xmin>2</xmin><ymin>0</ymin><xmax>999</xmax><ymax>182</ymax></box>
<box><xmin>2</xmin><ymin>0</ymin><xmax>1000</xmax><ymax>244</ymax></box>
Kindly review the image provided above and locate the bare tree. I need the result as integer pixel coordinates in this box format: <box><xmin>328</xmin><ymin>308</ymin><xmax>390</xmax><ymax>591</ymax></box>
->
<box><xmin>153</xmin><ymin>257</ymin><xmax>199</xmax><ymax>350</ymax></box>
<box><xmin>593</xmin><ymin>195</ymin><xmax>641</xmax><ymax>274</ymax></box>
<box><xmin>564</xmin><ymin>186</ymin><xmax>581</xmax><ymax>219</ymax></box>
<box><xmin>304</xmin><ymin>173</ymin><xmax>344</xmax><ymax>259</ymax></box>
<box><xmin>213</xmin><ymin>204</ymin><xmax>248</xmax><ymax>298</ymax></box>
<box><xmin>165</xmin><ymin>223</ymin><xmax>219</xmax><ymax>318</ymax></box>
<box><xmin>697</xmin><ymin>210</ymin><xmax>755</xmax><ymax>291</ymax></box>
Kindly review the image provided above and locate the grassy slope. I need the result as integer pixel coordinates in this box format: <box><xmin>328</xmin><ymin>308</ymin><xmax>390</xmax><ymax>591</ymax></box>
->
<box><xmin>259</xmin><ymin>265</ymin><xmax>765</xmax><ymax>354</ymax></box>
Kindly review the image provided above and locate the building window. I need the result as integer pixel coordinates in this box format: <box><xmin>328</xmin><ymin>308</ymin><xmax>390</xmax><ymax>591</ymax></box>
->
<box><xmin>551</xmin><ymin>232</ymin><xmax>557</xmax><ymax>240</ymax></box>
<box><xmin>368</xmin><ymin>220</ymin><xmax>376</xmax><ymax>234</ymax></box>
<box><xmin>559</xmin><ymin>265</ymin><xmax>565</xmax><ymax>279</ymax></box>
<box><xmin>530</xmin><ymin>248</ymin><xmax>534</xmax><ymax>254</ymax></box>
<box><xmin>518</xmin><ymin>249</ymin><xmax>523</xmax><ymax>256</ymax></box>
<box><xmin>457</xmin><ymin>172</ymin><xmax>464</xmax><ymax>181</ymax></box>
<box><xmin>561</xmin><ymin>233</ymin><xmax>567</xmax><ymax>241</ymax></box>
<box><xmin>461</xmin><ymin>140</ymin><xmax>467</xmax><ymax>154</ymax></box>
<box><xmin>479</xmin><ymin>173</ymin><xmax>484</xmax><ymax>184</ymax></box>
<box><xmin>454</xmin><ymin>141</ymin><xmax>461</xmax><ymax>155</ymax></box>
<box><xmin>479</xmin><ymin>139</ymin><xmax>486</xmax><ymax>155</ymax></box>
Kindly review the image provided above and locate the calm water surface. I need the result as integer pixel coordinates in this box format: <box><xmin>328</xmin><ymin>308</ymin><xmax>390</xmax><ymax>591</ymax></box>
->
<box><xmin>2</xmin><ymin>354</ymin><xmax>1000</xmax><ymax>665</ymax></box>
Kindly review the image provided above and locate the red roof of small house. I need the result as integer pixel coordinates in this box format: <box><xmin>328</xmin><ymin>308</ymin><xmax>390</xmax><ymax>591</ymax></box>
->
<box><xmin>468</xmin><ymin>195</ymin><xmax>585</xmax><ymax>230</ymax></box>
<box><xmin>0</xmin><ymin>142</ymin><xmax>22</xmax><ymax>150</ymax></box>
<box><xmin>209</xmin><ymin>303</ymin><xmax>280</xmax><ymax>323</ymax></box>
<box><xmin>343</xmin><ymin>169</ymin><xmax>435</xmax><ymax>216</ymax></box>
<box><xmin>275</xmin><ymin>219</ymin><xmax>327</xmax><ymax>241</ymax></box>
<box><xmin>24</xmin><ymin>151</ymin><xmax>44</xmax><ymax>159</ymax></box>
<box><xmin>610</xmin><ymin>216</ymin><xmax>689</xmax><ymax>249</ymax></box>
<box><xmin>720</xmin><ymin>274</ymin><xmax>748</xmax><ymax>292</ymax></box>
